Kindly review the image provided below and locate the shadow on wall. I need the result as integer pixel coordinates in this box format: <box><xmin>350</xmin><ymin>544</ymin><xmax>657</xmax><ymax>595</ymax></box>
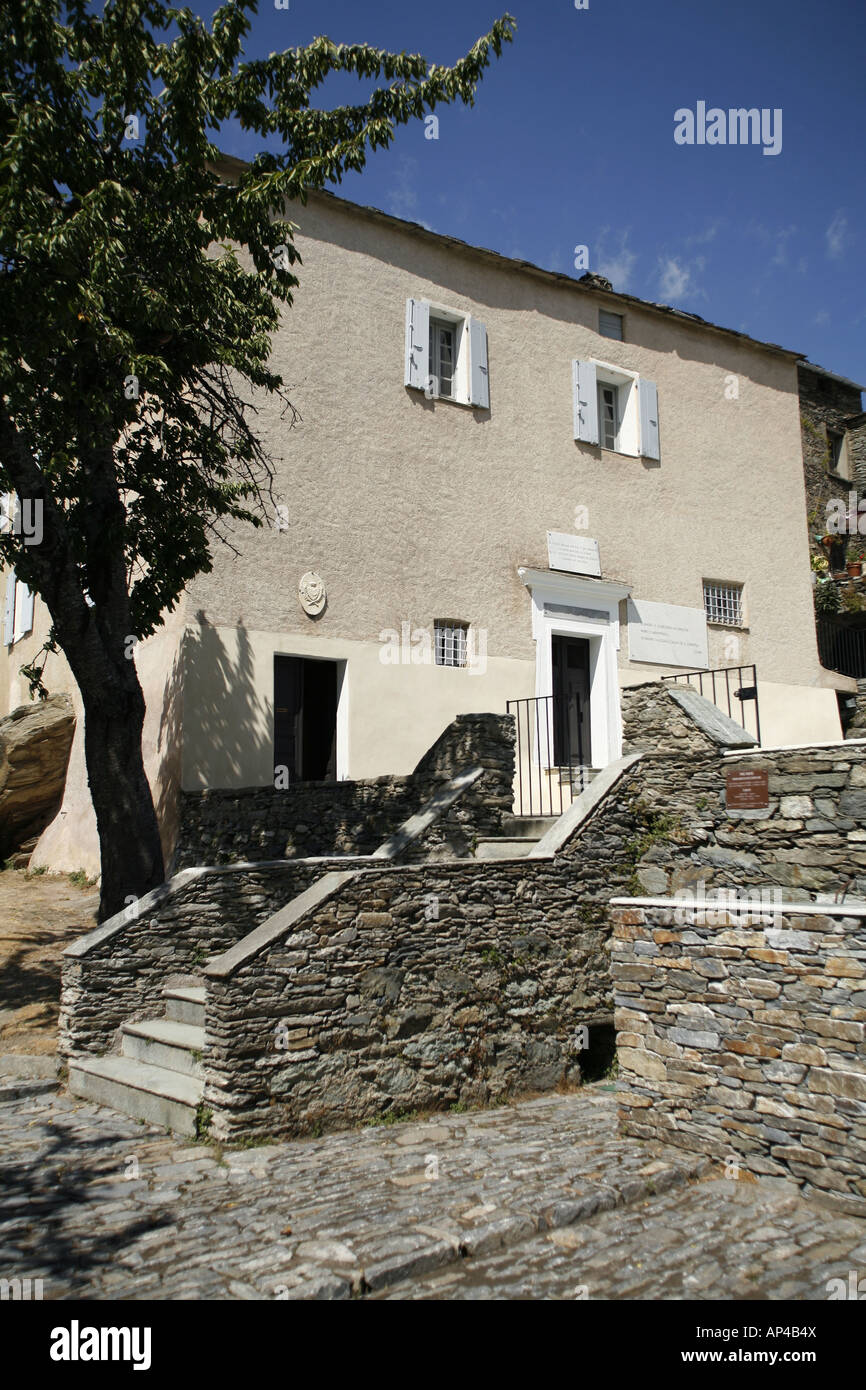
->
<box><xmin>179</xmin><ymin>613</ymin><xmax>272</xmax><ymax>792</ymax></box>
<box><xmin>153</xmin><ymin>635</ymin><xmax>185</xmax><ymax>872</ymax></box>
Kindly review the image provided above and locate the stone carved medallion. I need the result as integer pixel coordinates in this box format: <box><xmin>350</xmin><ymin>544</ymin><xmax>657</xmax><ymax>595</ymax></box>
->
<box><xmin>298</xmin><ymin>571</ymin><xmax>327</xmax><ymax>617</ymax></box>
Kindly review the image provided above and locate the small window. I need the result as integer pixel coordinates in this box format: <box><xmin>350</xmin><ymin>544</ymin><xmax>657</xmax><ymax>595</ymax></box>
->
<box><xmin>827</xmin><ymin>429</ymin><xmax>849</xmax><ymax>477</ymax></box>
<box><xmin>434</xmin><ymin>620</ymin><xmax>468</xmax><ymax>668</ymax></box>
<box><xmin>703</xmin><ymin>581</ymin><xmax>743</xmax><ymax>627</ymax></box>
<box><xmin>429</xmin><ymin>317</ymin><xmax>455</xmax><ymax>400</ymax></box>
<box><xmin>598</xmin><ymin>382</ymin><xmax>619</xmax><ymax>450</ymax></box>
<box><xmin>599</xmin><ymin>309</ymin><xmax>623</xmax><ymax>341</ymax></box>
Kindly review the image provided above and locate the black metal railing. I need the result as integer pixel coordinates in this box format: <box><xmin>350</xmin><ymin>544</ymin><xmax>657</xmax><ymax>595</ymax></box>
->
<box><xmin>506</xmin><ymin>692</ymin><xmax>590</xmax><ymax>818</ymax></box>
<box><xmin>817</xmin><ymin>619</ymin><xmax>866</xmax><ymax>679</ymax></box>
<box><xmin>661</xmin><ymin>663</ymin><xmax>761</xmax><ymax>745</ymax></box>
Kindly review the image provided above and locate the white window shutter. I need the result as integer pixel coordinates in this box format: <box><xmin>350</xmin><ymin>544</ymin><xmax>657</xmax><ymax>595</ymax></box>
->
<box><xmin>639</xmin><ymin>378</ymin><xmax>660</xmax><ymax>459</ymax></box>
<box><xmin>468</xmin><ymin>317</ymin><xmax>490</xmax><ymax>408</ymax></box>
<box><xmin>19</xmin><ymin>582</ymin><xmax>35</xmax><ymax>636</ymax></box>
<box><xmin>573</xmin><ymin>360</ymin><xmax>599</xmax><ymax>444</ymax></box>
<box><xmin>404</xmin><ymin>297</ymin><xmax>430</xmax><ymax>390</ymax></box>
<box><xmin>4</xmin><ymin>570</ymin><xmax>15</xmax><ymax>646</ymax></box>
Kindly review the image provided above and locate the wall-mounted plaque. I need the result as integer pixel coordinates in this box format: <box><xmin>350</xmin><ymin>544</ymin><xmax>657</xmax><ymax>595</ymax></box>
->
<box><xmin>726</xmin><ymin>768</ymin><xmax>769</xmax><ymax>811</ymax></box>
<box><xmin>547</xmin><ymin>531</ymin><xmax>601</xmax><ymax>577</ymax></box>
<box><xmin>627</xmin><ymin>598</ymin><xmax>709</xmax><ymax>668</ymax></box>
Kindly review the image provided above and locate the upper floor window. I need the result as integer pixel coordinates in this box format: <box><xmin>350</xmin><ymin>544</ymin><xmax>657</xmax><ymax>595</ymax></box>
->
<box><xmin>429</xmin><ymin>318</ymin><xmax>455</xmax><ymax>400</ymax></box>
<box><xmin>599</xmin><ymin>309</ymin><xmax>624</xmax><ymax>341</ymax></box>
<box><xmin>703</xmin><ymin>580</ymin><xmax>743</xmax><ymax>628</ymax></box>
<box><xmin>573</xmin><ymin>358</ymin><xmax>660</xmax><ymax>460</ymax></box>
<box><xmin>827</xmin><ymin>429</ymin><xmax>849</xmax><ymax>477</ymax></box>
<box><xmin>3</xmin><ymin>569</ymin><xmax>35</xmax><ymax>646</ymax></box>
<box><xmin>404</xmin><ymin>298</ymin><xmax>489</xmax><ymax>408</ymax></box>
<box><xmin>434</xmin><ymin>620</ymin><xmax>469</xmax><ymax>668</ymax></box>
<box><xmin>599</xmin><ymin>382</ymin><xmax>619</xmax><ymax>450</ymax></box>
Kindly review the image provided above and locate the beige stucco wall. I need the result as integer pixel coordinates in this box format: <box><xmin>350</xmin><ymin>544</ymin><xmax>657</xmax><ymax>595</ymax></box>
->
<box><xmin>184</xmin><ymin>190</ymin><xmax>823</xmax><ymax>695</ymax></box>
<box><xmin>1</xmin><ymin>187</ymin><xmax>842</xmax><ymax>868</ymax></box>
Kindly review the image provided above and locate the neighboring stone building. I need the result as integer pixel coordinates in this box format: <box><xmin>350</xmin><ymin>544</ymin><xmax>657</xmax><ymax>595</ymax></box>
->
<box><xmin>799</xmin><ymin>361</ymin><xmax>866</xmax><ymax>561</ymax></box>
<box><xmin>0</xmin><ymin>158</ymin><xmax>854</xmax><ymax>871</ymax></box>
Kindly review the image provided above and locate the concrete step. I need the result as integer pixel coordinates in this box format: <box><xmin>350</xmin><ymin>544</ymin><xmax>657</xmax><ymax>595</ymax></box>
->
<box><xmin>474</xmin><ymin>836</ymin><xmax>539</xmax><ymax>860</ymax></box>
<box><xmin>501</xmin><ymin>815</ymin><xmax>556</xmax><ymax>839</ymax></box>
<box><xmin>68</xmin><ymin>1055</ymin><xmax>203</xmax><ymax>1137</ymax></box>
<box><xmin>121</xmin><ymin>1019</ymin><xmax>204</xmax><ymax>1077</ymax></box>
<box><xmin>164</xmin><ymin>985</ymin><xmax>205</xmax><ymax>1027</ymax></box>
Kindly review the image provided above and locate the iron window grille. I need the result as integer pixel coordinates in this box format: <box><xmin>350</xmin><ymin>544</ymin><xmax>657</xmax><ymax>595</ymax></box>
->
<box><xmin>703</xmin><ymin>581</ymin><xmax>743</xmax><ymax>627</ymax></box>
<box><xmin>435</xmin><ymin>620</ymin><xmax>469</xmax><ymax>667</ymax></box>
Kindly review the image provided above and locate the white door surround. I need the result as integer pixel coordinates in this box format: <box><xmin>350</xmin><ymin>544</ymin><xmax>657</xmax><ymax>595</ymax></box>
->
<box><xmin>517</xmin><ymin>567</ymin><xmax>631</xmax><ymax>769</ymax></box>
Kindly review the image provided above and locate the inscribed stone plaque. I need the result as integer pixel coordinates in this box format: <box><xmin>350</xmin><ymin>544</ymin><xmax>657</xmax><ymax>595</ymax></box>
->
<box><xmin>627</xmin><ymin>598</ymin><xmax>709</xmax><ymax>668</ymax></box>
<box><xmin>547</xmin><ymin>531</ymin><xmax>601</xmax><ymax>577</ymax></box>
<box><xmin>726</xmin><ymin>768</ymin><xmax>769</xmax><ymax>811</ymax></box>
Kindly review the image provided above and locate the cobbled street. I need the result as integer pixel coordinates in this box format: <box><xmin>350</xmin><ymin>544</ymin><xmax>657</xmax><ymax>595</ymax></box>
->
<box><xmin>2</xmin><ymin>1083</ymin><xmax>864</xmax><ymax>1301</ymax></box>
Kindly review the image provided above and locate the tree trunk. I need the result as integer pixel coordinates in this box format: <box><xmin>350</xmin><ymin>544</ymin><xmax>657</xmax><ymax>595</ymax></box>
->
<box><xmin>79</xmin><ymin>673</ymin><xmax>165</xmax><ymax>923</ymax></box>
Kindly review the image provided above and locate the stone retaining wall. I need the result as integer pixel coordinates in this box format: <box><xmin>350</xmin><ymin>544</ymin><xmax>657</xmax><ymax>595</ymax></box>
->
<box><xmin>203</xmin><ymin>857</ymin><xmax>612</xmax><ymax>1141</ymax></box>
<box><xmin>59</xmin><ymin>859</ymin><xmax>361</xmax><ymax>1059</ymax></box>
<box><xmin>612</xmin><ymin>900</ymin><xmax>866</xmax><ymax>1214</ymax></box>
<box><xmin>559</xmin><ymin>740</ymin><xmax>866</xmax><ymax>901</ymax></box>
<box><xmin>175</xmin><ymin>712</ymin><xmax>515</xmax><ymax>866</ymax></box>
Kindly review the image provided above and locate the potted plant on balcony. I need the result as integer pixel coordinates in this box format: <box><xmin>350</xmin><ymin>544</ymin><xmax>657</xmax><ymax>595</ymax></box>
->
<box><xmin>848</xmin><ymin>550</ymin><xmax>864</xmax><ymax>579</ymax></box>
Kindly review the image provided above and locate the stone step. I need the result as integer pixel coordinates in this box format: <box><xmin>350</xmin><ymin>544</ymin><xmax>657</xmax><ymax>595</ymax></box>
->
<box><xmin>68</xmin><ymin>1055</ymin><xmax>203</xmax><ymax>1137</ymax></box>
<box><xmin>474</xmin><ymin>836</ymin><xmax>539</xmax><ymax>860</ymax></box>
<box><xmin>164</xmin><ymin>985</ymin><xmax>205</xmax><ymax>1027</ymax></box>
<box><xmin>501</xmin><ymin>815</ymin><xmax>556</xmax><ymax>839</ymax></box>
<box><xmin>121</xmin><ymin>1019</ymin><xmax>205</xmax><ymax>1077</ymax></box>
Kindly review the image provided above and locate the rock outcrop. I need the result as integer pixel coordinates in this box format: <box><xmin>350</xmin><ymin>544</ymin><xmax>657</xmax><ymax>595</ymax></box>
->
<box><xmin>0</xmin><ymin>694</ymin><xmax>76</xmax><ymax>860</ymax></box>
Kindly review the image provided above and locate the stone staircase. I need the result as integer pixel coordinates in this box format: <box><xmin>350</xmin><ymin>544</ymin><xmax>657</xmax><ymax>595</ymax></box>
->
<box><xmin>68</xmin><ymin>985</ymin><xmax>205</xmax><ymax>1137</ymax></box>
<box><xmin>473</xmin><ymin>814</ymin><xmax>556</xmax><ymax>860</ymax></box>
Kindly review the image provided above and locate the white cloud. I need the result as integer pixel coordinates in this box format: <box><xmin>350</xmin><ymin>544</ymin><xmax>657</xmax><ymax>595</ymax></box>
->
<box><xmin>814</xmin><ymin>310</ymin><xmax>830</xmax><ymax>325</ymax></box>
<box><xmin>594</xmin><ymin>227</ymin><xmax>637</xmax><ymax>291</ymax></box>
<box><xmin>657</xmin><ymin>255</ymin><xmax>705</xmax><ymax>303</ymax></box>
<box><xmin>826</xmin><ymin>210</ymin><xmax>850</xmax><ymax>260</ymax></box>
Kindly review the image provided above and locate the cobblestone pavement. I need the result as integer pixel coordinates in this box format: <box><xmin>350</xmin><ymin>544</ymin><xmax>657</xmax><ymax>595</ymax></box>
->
<box><xmin>1</xmin><ymin>1083</ymin><xmax>864</xmax><ymax>1300</ymax></box>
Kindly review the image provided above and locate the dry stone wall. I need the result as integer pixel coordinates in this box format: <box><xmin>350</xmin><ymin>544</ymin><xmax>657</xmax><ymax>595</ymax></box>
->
<box><xmin>613</xmin><ymin>901</ymin><xmax>866</xmax><ymax>1215</ymax></box>
<box><xmin>175</xmin><ymin>713</ymin><xmax>515</xmax><ymax>866</ymax></box>
<box><xmin>203</xmin><ymin>857</ymin><xmax>611</xmax><ymax>1141</ymax></box>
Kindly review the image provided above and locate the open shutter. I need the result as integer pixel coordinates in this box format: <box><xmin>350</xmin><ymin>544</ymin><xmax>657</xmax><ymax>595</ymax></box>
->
<box><xmin>573</xmin><ymin>360</ymin><xmax>599</xmax><ymax>444</ymax></box>
<box><xmin>468</xmin><ymin>317</ymin><xmax>490</xmax><ymax>408</ymax></box>
<box><xmin>639</xmin><ymin>378</ymin><xmax>660</xmax><ymax>459</ymax></box>
<box><xmin>4</xmin><ymin>571</ymin><xmax>15</xmax><ymax>646</ymax></box>
<box><xmin>19</xmin><ymin>582</ymin><xmax>34</xmax><ymax>637</ymax></box>
<box><xmin>404</xmin><ymin>297</ymin><xmax>430</xmax><ymax>390</ymax></box>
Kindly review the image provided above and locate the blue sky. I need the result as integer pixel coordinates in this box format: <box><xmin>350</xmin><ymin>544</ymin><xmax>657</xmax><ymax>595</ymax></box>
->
<box><xmin>210</xmin><ymin>0</ymin><xmax>866</xmax><ymax>389</ymax></box>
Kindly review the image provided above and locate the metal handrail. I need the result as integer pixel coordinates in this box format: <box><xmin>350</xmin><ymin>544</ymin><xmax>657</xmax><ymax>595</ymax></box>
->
<box><xmin>661</xmin><ymin>663</ymin><xmax>761</xmax><ymax>745</ymax></box>
<box><xmin>506</xmin><ymin>692</ymin><xmax>590</xmax><ymax>817</ymax></box>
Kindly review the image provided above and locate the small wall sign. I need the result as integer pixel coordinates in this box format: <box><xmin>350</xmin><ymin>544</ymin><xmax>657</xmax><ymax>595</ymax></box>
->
<box><xmin>726</xmin><ymin>768</ymin><xmax>769</xmax><ymax>811</ymax></box>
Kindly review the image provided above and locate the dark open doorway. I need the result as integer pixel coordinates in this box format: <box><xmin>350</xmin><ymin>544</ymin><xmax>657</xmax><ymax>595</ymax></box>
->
<box><xmin>551</xmin><ymin>635</ymin><xmax>591</xmax><ymax>765</ymax></box>
<box><xmin>273</xmin><ymin>655</ymin><xmax>338</xmax><ymax>782</ymax></box>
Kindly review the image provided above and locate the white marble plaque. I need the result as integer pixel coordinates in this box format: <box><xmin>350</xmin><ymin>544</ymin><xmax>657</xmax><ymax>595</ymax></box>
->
<box><xmin>628</xmin><ymin>598</ymin><xmax>708</xmax><ymax>668</ymax></box>
<box><xmin>547</xmin><ymin>531</ymin><xmax>601</xmax><ymax>577</ymax></box>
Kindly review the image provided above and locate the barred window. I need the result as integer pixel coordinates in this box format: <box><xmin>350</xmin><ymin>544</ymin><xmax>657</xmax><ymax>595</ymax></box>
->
<box><xmin>703</xmin><ymin>581</ymin><xmax>743</xmax><ymax>627</ymax></box>
<box><xmin>434</xmin><ymin>620</ymin><xmax>468</xmax><ymax>667</ymax></box>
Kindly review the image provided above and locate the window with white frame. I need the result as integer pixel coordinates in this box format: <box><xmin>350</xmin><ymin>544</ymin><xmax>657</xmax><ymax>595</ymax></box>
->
<box><xmin>703</xmin><ymin>581</ymin><xmax>743</xmax><ymax>627</ymax></box>
<box><xmin>598</xmin><ymin>382</ymin><xmax>619</xmax><ymax>450</ymax></box>
<box><xmin>429</xmin><ymin>317</ymin><xmax>455</xmax><ymax>400</ymax></box>
<box><xmin>599</xmin><ymin>309</ymin><xmax>624</xmax><ymax>341</ymax></box>
<box><xmin>573</xmin><ymin>358</ymin><xmax>660</xmax><ymax>460</ymax></box>
<box><xmin>404</xmin><ymin>298</ymin><xmax>490</xmax><ymax>408</ymax></box>
<box><xmin>3</xmin><ymin>568</ymin><xmax>35</xmax><ymax>646</ymax></box>
<box><xmin>434</xmin><ymin>620</ymin><xmax>469</xmax><ymax>668</ymax></box>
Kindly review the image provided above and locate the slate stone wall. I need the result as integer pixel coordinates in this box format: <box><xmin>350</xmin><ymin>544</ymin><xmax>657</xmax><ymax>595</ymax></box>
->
<box><xmin>613</xmin><ymin>901</ymin><xmax>866</xmax><ymax>1214</ymax></box>
<box><xmin>175</xmin><ymin>713</ymin><xmax>515</xmax><ymax>867</ymax></box>
<box><xmin>203</xmin><ymin>856</ymin><xmax>611</xmax><ymax>1141</ymax></box>
<box><xmin>59</xmin><ymin>859</ymin><xmax>361</xmax><ymax>1059</ymax></box>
